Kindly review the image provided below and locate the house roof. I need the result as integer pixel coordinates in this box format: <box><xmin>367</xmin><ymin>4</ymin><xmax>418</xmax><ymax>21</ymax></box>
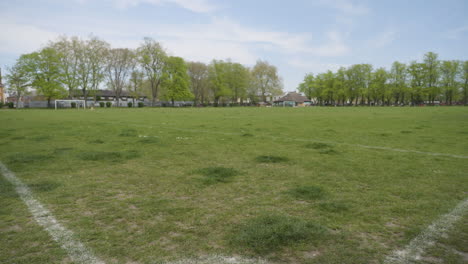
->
<box><xmin>274</xmin><ymin>92</ymin><xmax>310</xmax><ymax>103</ymax></box>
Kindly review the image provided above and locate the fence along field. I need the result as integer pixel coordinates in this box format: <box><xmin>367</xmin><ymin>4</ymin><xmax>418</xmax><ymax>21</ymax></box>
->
<box><xmin>0</xmin><ymin>107</ymin><xmax>467</xmax><ymax>264</ymax></box>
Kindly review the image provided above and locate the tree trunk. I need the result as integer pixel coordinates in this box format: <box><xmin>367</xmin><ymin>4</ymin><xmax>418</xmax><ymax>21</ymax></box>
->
<box><xmin>16</xmin><ymin>95</ymin><xmax>21</xmax><ymax>108</ymax></box>
<box><xmin>82</xmin><ymin>89</ymin><xmax>88</xmax><ymax>107</ymax></box>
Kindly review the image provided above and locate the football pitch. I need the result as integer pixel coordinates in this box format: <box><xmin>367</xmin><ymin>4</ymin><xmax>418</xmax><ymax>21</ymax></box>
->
<box><xmin>1</xmin><ymin>107</ymin><xmax>467</xmax><ymax>264</ymax></box>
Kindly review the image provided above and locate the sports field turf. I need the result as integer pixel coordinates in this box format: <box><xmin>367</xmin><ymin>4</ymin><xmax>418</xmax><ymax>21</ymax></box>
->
<box><xmin>0</xmin><ymin>107</ymin><xmax>467</xmax><ymax>264</ymax></box>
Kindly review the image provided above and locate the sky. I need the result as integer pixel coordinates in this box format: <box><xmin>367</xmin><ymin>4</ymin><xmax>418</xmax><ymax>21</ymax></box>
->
<box><xmin>1</xmin><ymin>0</ymin><xmax>468</xmax><ymax>91</ymax></box>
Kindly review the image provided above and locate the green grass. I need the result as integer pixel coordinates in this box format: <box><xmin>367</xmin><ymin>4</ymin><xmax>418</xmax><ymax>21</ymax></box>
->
<box><xmin>229</xmin><ymin>214</ymin><xmax>327</xmax><ymax>254</ymax></box>
<box><xmin>287</xmin><ymin>186</ymin><xmax>327</xmax><ymax>200</ymax></box>
<box><xmin>195</xmin><ymin>167</ymin><xmax>241</xmax><ymax>185</ymax></box>
<box><xmin>255</xmin><ymin>155</ymin><xmax>289</xmax><ymax>163</ymax></box>
<box><xmin>0</xmin><ymin>107</ymin><xmax>467</xmax><ymax>263</ymax></box>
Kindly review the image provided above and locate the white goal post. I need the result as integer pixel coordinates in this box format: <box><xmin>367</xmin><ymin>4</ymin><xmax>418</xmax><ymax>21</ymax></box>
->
<box><xmin>55</xmin><ymin>100</ymin><xmax>86</xmax><ymax>110</ymax></box>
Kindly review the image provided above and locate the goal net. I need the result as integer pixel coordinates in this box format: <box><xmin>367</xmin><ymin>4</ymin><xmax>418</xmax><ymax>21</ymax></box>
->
<box><xmin>55</xmin><ymin>100</ymin><xmax>86</xmax><ymax>110</ymax></box>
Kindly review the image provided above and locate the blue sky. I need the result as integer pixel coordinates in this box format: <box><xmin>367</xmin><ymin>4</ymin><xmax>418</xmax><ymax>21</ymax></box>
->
<box><xmin>1</xmin><ymin>0</ymin><xmax>467</xmax><ymax>91</ymax></box>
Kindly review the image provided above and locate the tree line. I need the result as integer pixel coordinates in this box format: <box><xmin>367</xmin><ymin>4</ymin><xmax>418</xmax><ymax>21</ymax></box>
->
<box><xmin>298</xmin><ymin>52</ymin><xmax>468</xmax><ymax>106</ymax></box>
<box><xmin>5</xmin><ymin>36</ymin><xmax>283</xmax><ymax>108</ymax></box>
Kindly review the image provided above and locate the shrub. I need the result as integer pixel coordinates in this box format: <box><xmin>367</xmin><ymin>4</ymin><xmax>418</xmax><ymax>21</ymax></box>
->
<box><xmin>195</xmin><ymin>167</ymin><xmax>241</xmax><ymax>185</ymax></box>
<box><xmin>7</xmin><ymin>102</ymin><xmax>14</xmax><ymax>108</ymax></box>
<box><xmin>71</xmin><ymin>102</ymin><xmax>77</xmax><ymax>108</ymax></box>
<box><xmin>0</xmin><ymin>102</ymin><xmax>3</xmax><ymax>108</ymax></box>
<box><xmin>287</xmin><ymin>186</ymin><xmax>327</xmax><ymax>200</ymax></box>
<box><xmin>106</xmin><ymin>102</ymin><xmax>112</xmax><ymax>108</ymax></box>
<box><xmin>230</xmin><ymin>214</ymin><xmax>326</xmax><ymax>253</ymax></box>
<box><xmin>127</xmin><ymin>102</ymin><xmax>133</xmax><ymax>108</ymax></box>
<box><xmin>99</xmin><ymin>102</ymin><xmax>105</xmax><ymax>107</ymax></box>
<box><xmin>138</xmin><ymin>102</ymin><xmax>144</xmax><ymax>108</ymax></box>
<box><xmin>96</xmin><ymin>96</ymin><xmax>101</xmax><ymax>101</ymax></box>
<box><xmin>255</xmin><ymin>155</ymin><xmax>289</xmax><ymax>163</ymax></box>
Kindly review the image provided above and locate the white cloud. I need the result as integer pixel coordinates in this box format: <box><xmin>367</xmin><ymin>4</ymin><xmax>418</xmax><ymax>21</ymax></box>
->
<box><xmin>153</xmin><ymin>17</ymin><xmax>350</xmax><ymax>58</ymax></box>
<box><xmin>368</xmin><ymin>30</ymin><xmax>398</xmax><ymax>48</ymax></box>
<box><xmin>317</xmin><ymin>0</ymin><xmax>370</xmax><ymax>15</ymax></box>
<box><xmin>288</xmin><ymin>58</ymin><xmax>347</xmax><ymax>72</ymax></box>
<box><xmin>445</xmin><ymin>25</ymin><xmax>468</xmax><ymax>39</ymax></box>
<box><xmin>163</xmin><ymin>38</ymin><xmax>257</xmax><ymax>65</ymax></box>
<box><xmin>0</xmin><ymin>22</ymin><xmax>58</xmax><ymax>54</ymax></box>
<box><xmin>105</xmin><ymin>0</ymin><xmax>217</xmax><ymax>13</ymax></box>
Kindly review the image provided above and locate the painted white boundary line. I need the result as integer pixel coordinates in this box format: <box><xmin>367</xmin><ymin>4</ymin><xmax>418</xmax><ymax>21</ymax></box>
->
<box><xmin>384</xmin><ymin>198</ymin><xmax>468</xmax><ymax>263</ymax></box>
<box><xmin>166</xmin><ymin>255</ymin><xmax>267</xmax><ymax>264</ymax></box>
<box><xmin>0</xmin><ymin>162</ymin><xmax>104</xmax><ymax>264</ymax></box>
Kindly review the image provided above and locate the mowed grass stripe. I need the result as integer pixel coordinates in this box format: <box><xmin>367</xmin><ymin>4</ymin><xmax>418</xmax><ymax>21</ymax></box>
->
<box><xmin>0</xmin><ymin>161</ymin><xmax>104</xmax><ymax>264</ymax></box>
<box><xmin>108</xmin><ymin>122</ymin><xmax>468</xmax><ymax>159</ymax></box>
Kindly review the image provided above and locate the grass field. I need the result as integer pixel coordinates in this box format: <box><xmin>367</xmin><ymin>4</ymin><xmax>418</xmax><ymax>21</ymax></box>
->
<box><xmin>1</xmin><ymin>107</ymin><xmax>467</xmax><ymax>264</ymax></box>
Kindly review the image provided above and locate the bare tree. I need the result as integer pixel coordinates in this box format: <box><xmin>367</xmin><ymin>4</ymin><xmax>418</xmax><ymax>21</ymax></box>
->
<box><xmin>87</xmin><ymin>36</ymin><xmax>110</xmax><ymax>103</ymax></box>
<box><xmin>106</xmin><ymin>48</ymin><xmax>135</xmax><ymax>106</ymax></box>
<box><xmin>137</xmin><ymin>37</ymin><xmax>167</xmax><ymax>106</ymax></box>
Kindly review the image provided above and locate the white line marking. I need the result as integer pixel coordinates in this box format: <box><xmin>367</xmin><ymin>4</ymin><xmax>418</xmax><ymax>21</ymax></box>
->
<box><xmin>165</xmin><ymin>255</ymin><xmax>267</xmax><ymax>264</ymax></box>
<box><xmin>0</xmin><ymin>161</ymin><xmax>104</xmax><ymax>264</ymax></box>
<box><xmin>384</xmin><ymin>198</ymin><xmax>468</xmax><ymax>263</ymax></box>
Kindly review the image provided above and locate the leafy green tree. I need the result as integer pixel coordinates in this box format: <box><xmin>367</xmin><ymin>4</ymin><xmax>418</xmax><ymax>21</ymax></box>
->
<box><xmin>51</xmin><ymin>36</ymin><xmax>81</xmax><ymax>98</ymax></box>
<box><xmin>322</xmin><ymin>70</ymin><xmax>336</xmax><ymax>105</ymax></box>
<box><xmin>334</xmin><ymin>68</ymin><xmax>348</xmax><ymax>105</ymax></box>
<box><xmin>187</xmin><ymin>61</ymin><xmax>210</xmax><ymax>105</ymax></box>
<box><xmin>5</xmin><ymin>62</ymin><xmax>31</xmax><ymax>108</ymax></box>
<box><xmin>389</xmin><ymin>62</ymin><xmax>407</xmax><ymax>105</ymax></box>
<box><xmin>208</xmin><ymin>60</ymin><xmax>231</xmax><ymax>106</ymax></box>
<box><xmin>440</xmin><ymin>60</ymin><xmax>460</xmax><ymax>105</ymax></box>
<box><xmin>137</xmin><ymin>37</ymin><xmax>167</xmax><ymax>106</ymax></box>
<box><xmin>423</xmin><ymin>52</ymin><xmax>440</xmax><ymax>103</ymax></box>
<box><xmin>462</xmin><ymin>61</ymin><xmax>468</xmax><ymax>105</ymax></box>
<box><xmin>251</xmin><ymin>60</ymin><xmax>283</xmax><ymax>102</ymax></box>
<box><xmin>51</xmin><ymin>36</ymin><xmax>109</xmax><ymax>104</ymax></box>
<box><xmin>407</xmin><ymin>61</ymin><xmax>425</xmax><ymax>105</ymax></box>
<box><xmin>370</xmin><ymin>68</ymin><xmax>388</xmax><ymax>105</ymax></box>
<box><xmin>298</xmin><ymin>73</ymin><xmax>314</xmax><ymax>100</ymax></box>
<box><xmin>346</xmin><ymin>64</ymin><xmax>369</xmax><ymax>105</ymax></box>
<box><xmin>22</xmin><ymin>48</ymin><xmax>66</xmax><ymax>107</ymax></box>
<box><xmin>162</xmin><ymin>56</ymin><xmax>192</xmax><ymax>106</ymax></box>
<box><xmin>227</xmin><ymin>62</ymin><xmax>250</xmax><ymax>104</ymax></box>
<box><xmin>313</xmin><ymin>73</ymin><xmax>325</xmax><ymax>105</ymax></box>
